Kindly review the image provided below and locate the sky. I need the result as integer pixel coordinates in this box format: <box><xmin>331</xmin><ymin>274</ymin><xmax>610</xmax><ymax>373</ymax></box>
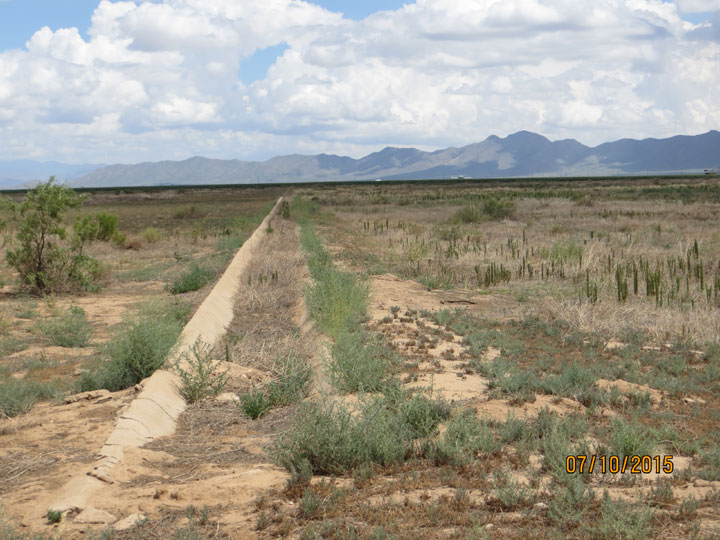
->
<box><xmin>0</xmin><ymin>0</ymin><xmax>718</xmax><ymax>164</ymax></box>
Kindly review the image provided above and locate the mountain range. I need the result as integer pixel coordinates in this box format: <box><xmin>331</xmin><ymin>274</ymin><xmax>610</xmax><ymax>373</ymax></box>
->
<box><xmin>1</xmin><ymin>130</ymin><xmax>719</xmax><ymax>189</ymax></box>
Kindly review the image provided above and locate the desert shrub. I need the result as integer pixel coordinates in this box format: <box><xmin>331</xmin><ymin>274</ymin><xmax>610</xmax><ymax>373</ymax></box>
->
<box><xmin>536</xmin><ymin>410</ymin><xmax>590</xmax><ymax>480</ymax></box>
<box><xmin>168</xmin><ymin>263</ymin><xmax>215</xmax><ymax>294</ymax></box>
<box><xmin>72</xmin><ymin>215</ymin><xmax>99</xmax><ymax>253</ymax></box>
<box><xmin>584</xmin><ymin>495</ymin><xmax>654</xmax><ymax>540</ymax></box>
<box><xmin>463</xmin><ymin>328</ymin><xmax>525</xmax><ymax>356</ymax></box>
<box><xmin>267</xmin><ymin>353</ymin><xmax>312</xmax><ymax>406</ymax></box>
<box><xmin>2</xmin><ymin>178</ymin><xmax>105</xmax><ymax>294</ymax></box>
<box><xmin>481</xmin><ymin>357</ymin><xmax>537</xmax><ymax>402</ymax></box>
<box><xmin>452</xmin><ymin>197</ymin><xmax>516</xmax><ymax>223</ymax></box>
<box><xmin>95</xmin><ymin>212</ymin><xmax>118</xmax><ymax>240</ymax></box>
<box><xmin>492</xmin><ymin>468</ymin><xmax>533</xmax><ymax>510</ymax></box>
<box><xmin>0</xmin><ymin>378</ymin><xmax>61</xmax><ymax>417</ymax></box>
<box><xmin>80</xmin><ymin>304</ymin><xmax>182</xmax><ymax>391</ymax></box>
<box><xmin>72</xmin><ymin>212</ymin><xmax>119</xmax><ymax>254</ymax></box>
<box><xmin>140</xmin><ymin>226</ymin><xmax>163</xmax><ymax>243</ymax></box>
<box><xmin>431</xmin><ymin>409</ymin><xmax>498</xmax><ymax>465</ymax></box>
<box><xmin>305</xmin><ymin>267</ymin><xmax>368</xmax><ymax>338</ymax></box>
<box><xmin>399</xmin><ymin>392</ymin><xmax>451</xmax><ymax>439</ymax></box>
<box><xmin>272</xmin><ymin>397</ymin><xmax>412</xmax><ymax>475</ymax></box>
<box><xmin>216</xmin><ymin>232</ymin><xmax>246</xmax><ymax>253</ymax></box>
<box><xmin>110</xmin><ymin>229</ymin><xmax>127</xmax><ymax>248</ymax></box>
<box><xmin>190</xmin><ymin>220</ymin><xmax>209</xmax><ymax>243</ymax></box>
<box><xmin>548</xmin><ymin>474</ymin><xmax>595</xmax><ymax>527</ymax></box>
<box><xmin>541</xmin><ymin>363</ymin><xmax>605</xmax><ymax>407</ymax></box>
<box><xmin>175</xmin><ymin>340</ymin><xmax>229</xmax><ymax>403</ymax></box>
<box><xmin>45</xmin><ymin>510</ymin><xmax>62</xmax><ymax>524</ymax></box>
<box><xmin>543</xmin><ymin>240</ymin><xmax>584</xmax><ymax>265</ymax></box>
<box><xmin>38</xmin><ymin>305</ymin><xmax>92</xmax><ymax>347</ymax></box>
<box><xmin>452</xmin><ymin>203</ymin><xmax>484</xmax><ymax>224</ymax></box>
<box><xmin>499</xmin><ymin>413</ymin><xmax>529</xmax><ymax>443</ymax></box>
<box><xmin>238</xmin><ymin>388</ymin><xmax>273</xmax><ymax>419</ymax></box>
<box><xmin>237</xmin><ymin>354</ymin><xmax>311</xmax><ymax>418</ymax></box>
<box><xmin>327</xmin><ymin>331</ymin><xmax>394</xmax><ymax>393</ymax></box>
<box><xmin>483</xmin><ymin>197</ymin><xmax>516</xmax><ymax>220</ymax></box>
<box><xmin>173</xmin><ymin>205</ymin><xmax>204</xmax><ymax>219</ymax></box>
<box><xmin>696</xmin><ymin>447</ymin><xmax>720</xmax><ymax>481</ymax></box>
<box><xmin>608</xmin><ymin>418</ymin><xmax>656</xmax><ymax>459</ymax></box>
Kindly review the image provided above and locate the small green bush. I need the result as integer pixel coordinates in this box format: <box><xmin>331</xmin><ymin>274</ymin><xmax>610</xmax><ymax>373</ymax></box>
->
<box><xmin>452</xmin><ymin>197</ymin><xmax>516</xmax><ymax>223</ymax></box>
<box><xmin>492</xmin><ymin>468</ymin><xmax>533</xmax><ymax>510</ymax></box>
<box><xmin>272</xmin><ymin>397</ymin><xmax>412</xmax><ymax>475</ymax></box>
<box><xmin>140</xmin><ymin>227</ymin><xmax>163</xmax><ymax>244</ymax></box>
<box><xmin>175</xmin><ymin>340</ymin><xmax>229</xmax><ymax>403</ymax></box>
<box><xmin>0</xmin><ymin>378</ymin><xmax>61</xmax><ymax>417</ymax></box>
<box><xmin>267</xmin><ymin>353</ymin><xmax>312</xmax><ymax>406</ymax></box>
<box><xmin>95</xmin><ymin>212</ymin><xmax>118</xmax><ymax>241</ymax></box>
<box><xmin>482</xmin><ymin>197</ymin><xmax>516</xmax><ymax>220</ymax></box>
<box><xmin>399</xmin><ymin>392</ymin><xmax>450</xmax><ymax>439</ymax></box>
<box><xmin>541</xmin><ymin>363</ymin><xmax>604</xmax><ymax>407</ymax></box>
<box><xmin>327</xmin><ymin>331</ymin><xmax>394</xmax><ymax>393</ymax></box>
<box><xmin>608</xmin><ymin>418</ymin><xmax>656</xmax><ymax>459</ymax></box>
<box><xmin>537</xmin><ymin>410</ymin><xmax>590</xmax><ymax>480</ymax></box>
<box><xmin>45</xmin><ymin>510</ymin><xmax>62</xmax><ymax>524</ymax></box>
<box><xmin>38</xmin><ymin>305</ymin><xmax>92</xmax><ymax>347</ymax></box>
<box><xmin>237</xmin><ymin>354</ymin><xmax>312</xmax><ymax>418</ymax></box>
<box><xmin>431</xmin><ymin>409</ymin><xmax>498</xmax><ymax>465</ymax></box>
<box><xmin>238</xmin><ymin>388</ymin><xmax>273</xmax><ymax>419</ymax></box>
<box><xmin>110</xmin><ymin>229</ymin><xmax>127</xmax><ymax>248</ymax></box>
<box><xmin>585</xmin><ymin>495</ymin><xmax>654</xmax><ymax>540</ymax></box>
<box><xmin>80</xmin><ymin>304</ymin><xmax>182</xmax><ymax>392</ymax></box>
<box><xmin>168</xmin><ymin>263</ymin><xmax>215</xmax><ymax>294</ymax></box>
<box><xmin>697</xmin><ymin>447</ymin><xmax>720</xmax><ymax>481</ymax></box>
<box><xmin>548</xmin><ymin>474</ymin><xmax>594</xmax><ymax>527</ymax></box>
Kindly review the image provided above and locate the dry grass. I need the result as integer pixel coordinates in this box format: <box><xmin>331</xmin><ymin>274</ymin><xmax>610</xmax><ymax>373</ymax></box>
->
<box><xmin>227</xmin><ymin>215</ymin><xmax>312</xmax><ymax>372</ymax></box>
<box><xmin>297</xmin><ymin>181</ymin><xmax>720</xmax><ymax>346</ymax></box>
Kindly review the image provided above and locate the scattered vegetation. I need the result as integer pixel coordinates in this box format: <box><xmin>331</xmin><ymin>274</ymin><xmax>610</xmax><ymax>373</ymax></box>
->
<box><xmin>168</xmin><ymin>263</ymin><xmax>215</xmax><ymax>294</ymax></box>
<box><xmin>237</xmin><ymin>354</ymin><xmax>312</xmax><ymax>419</ymax></box>
<box><xmin>140</xmin><ymin>226</ymin><xmax>163</xmax><ymax>244</ymax></box>
<box><xmin>37</xmin><ymin>305</ymin><xmax>92</xmax><ymax>347</ymax></box>
<box><xmin>45</xmin><ymin>510</ymin><xmax>62</xmax><ymax>524</ymax></box>
<box><xmin>327</xmin><ymin>331</ymin><xmax>396</xmax><ymax>393</ymax></box>
<box><xmin>80</xmin><ymin>302</ymin><xmax>184</xmax><ymax>392</ymax></box>
<box><xmin>0</xmin><ymin>378</ymin><xmax>62</xmax><ymax>417</ymax></box>
<box><xmin>175</xmin><ymin>340</ymin><xmax>229</xmax><ymax>403</ymax></box>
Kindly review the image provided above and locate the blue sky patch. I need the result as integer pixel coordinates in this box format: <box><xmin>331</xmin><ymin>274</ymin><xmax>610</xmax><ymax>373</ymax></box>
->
<box><xmin>239</xmin><ymin>43</ymin><xmax>289</xmax><ymax>84</ymax></box>
<box><xmin>0</xmin><ymin>0</ymin><xmax>98</xmax><ymax>50</ymax></box>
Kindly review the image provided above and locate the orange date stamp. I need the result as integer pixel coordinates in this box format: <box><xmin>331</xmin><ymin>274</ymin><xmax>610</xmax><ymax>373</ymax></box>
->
<box><xmin>565</xmin><ymin>455</ymin><xmax>674</xmax><ymax>475</ymax></box>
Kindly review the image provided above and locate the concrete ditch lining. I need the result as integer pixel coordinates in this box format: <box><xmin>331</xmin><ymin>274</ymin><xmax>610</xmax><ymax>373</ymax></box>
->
<box><xmin>49</xmin><ymin>197</ymin><xmax>283</xmax><ymax>513</ymax></box>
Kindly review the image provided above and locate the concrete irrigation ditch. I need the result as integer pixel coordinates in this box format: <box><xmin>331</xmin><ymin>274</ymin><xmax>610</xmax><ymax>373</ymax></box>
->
<box><xmin>48</xmin><ymin>197</ymin><xmax>283</xmax><ymax>515</ymax></box>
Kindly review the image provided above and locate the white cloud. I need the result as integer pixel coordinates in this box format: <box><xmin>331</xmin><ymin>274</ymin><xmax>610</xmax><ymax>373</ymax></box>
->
<box><xmin>0</xmin><ymin>0</ymin><xmax>717</xmax><ymax>163</ymax></box>
<box><xmin>675</xmin><ymin>0</ymin><xmax>720</xmax><ymax>12</ymax></box>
